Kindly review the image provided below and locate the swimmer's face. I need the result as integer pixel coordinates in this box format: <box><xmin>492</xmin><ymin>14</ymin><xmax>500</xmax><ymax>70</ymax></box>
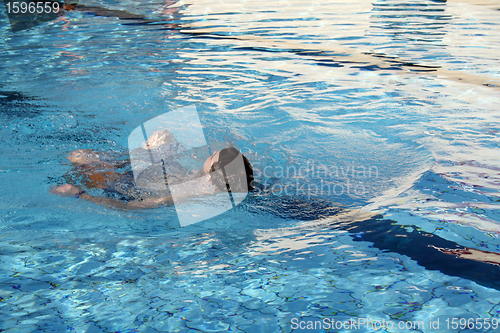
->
<box><xmin>203</xmin><ymin>150</ymin><xmax>220</xmax><ymax>174</ymax></box>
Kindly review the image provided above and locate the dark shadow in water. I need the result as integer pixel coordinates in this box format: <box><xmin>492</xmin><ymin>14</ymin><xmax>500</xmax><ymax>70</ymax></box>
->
<box><xmin>244</xmin><ymin>170</ymin><xmax>500</xmax><ymax>291</ymax></box>
<box><xmin>245</xmin><ymin>194</ymin><xmax>345</xmax><ymax>222</ymax></box>
<box><xmin>220</xmin><ymin>190</ymin><xmax>500</xmax><ymax>292</ymax></box>
<box><xmin>0</xmin><ymin>83</ymin><xmax>42</xmax><ymax>118</ymax></box>
<box><xmin>335</xmin><ymin>214</ymin><xmax>500</xmax><ymax>291</ymax></box>
<box><xmin>0</xmin><ymin>84</ymin><xmax>37</xmax><ymax>102</ymax></box>
<box><xmin>4</xmin><ymin>0</ymin><xmax>183</xmax><ymax>32</ymax></box>
<box><xmin>65</xmin><ymin>2</ymin><xmax>183</xmax><ymax>28</ymax></box>
<box><xmin>3</xmin><ymin>0</ymin><xmax>66</xmax><ymax>32</ymax></box>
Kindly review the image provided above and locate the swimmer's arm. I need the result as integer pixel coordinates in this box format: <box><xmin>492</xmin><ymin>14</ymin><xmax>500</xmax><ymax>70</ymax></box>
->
<box><xmin>79</xmin><ymin>192</ymin><xmax>174</xmax><ymax>209</ymax></box>
<box><xmin>52</xmin><ymin>184</ymin><xmax>206</xmax><ymax>209</ymax></box>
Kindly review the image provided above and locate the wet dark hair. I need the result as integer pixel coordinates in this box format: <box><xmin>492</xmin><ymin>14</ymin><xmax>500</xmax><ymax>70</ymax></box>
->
<box><xmin>210</xmin><ymin>147</ymin><xmax>254</xmax><ymax>193</ymax></box>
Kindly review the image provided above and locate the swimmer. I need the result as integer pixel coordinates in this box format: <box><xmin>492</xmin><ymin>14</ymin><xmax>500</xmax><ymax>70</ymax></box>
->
<box><xmin>51</xmin><ymin>143</ymin><xmax>254</xmax><ymax>210</ymax></box>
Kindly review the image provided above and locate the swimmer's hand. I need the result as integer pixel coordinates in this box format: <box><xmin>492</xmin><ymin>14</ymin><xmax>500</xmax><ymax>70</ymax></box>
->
<box><xmin>51</xmin><ymin>184</ymin><xmax>84</xmax><ymax>197</ymax></box>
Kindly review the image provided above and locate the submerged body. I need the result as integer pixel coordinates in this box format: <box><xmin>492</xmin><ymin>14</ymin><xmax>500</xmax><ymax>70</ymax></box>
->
<box><xmin>51</xmin><ymin>134</ymin><xmax>254</xmax><ymax>209</ymax></box>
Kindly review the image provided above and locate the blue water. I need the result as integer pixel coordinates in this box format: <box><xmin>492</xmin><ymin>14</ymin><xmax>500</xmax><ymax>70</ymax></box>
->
<box><xmin>1</xmin><ymin>0</ymin><xmax>500</xmax><ymax>332</ymax></box>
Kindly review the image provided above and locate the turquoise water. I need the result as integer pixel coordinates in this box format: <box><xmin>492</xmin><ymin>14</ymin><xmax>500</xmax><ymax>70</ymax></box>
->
<box><xmin>1</xmin><ymin>0</ymin><xmax>500</xmax><ymax>332</ymax></box>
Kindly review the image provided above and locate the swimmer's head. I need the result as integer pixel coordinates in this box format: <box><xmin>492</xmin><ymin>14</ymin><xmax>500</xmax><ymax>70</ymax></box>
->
<box><xmin>203</xmin><ymin>147</ymin><xmax>254</xmax><ymax>192</ymax></box>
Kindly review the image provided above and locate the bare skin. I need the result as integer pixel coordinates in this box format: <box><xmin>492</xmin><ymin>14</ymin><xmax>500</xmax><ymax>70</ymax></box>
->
<box><xmin>66</xmin><ymin>149</ymin><xmax>111</xmax><ymax>166</ymax></box>
<box><xmin>50</xmin><ymin>183</ymin><xmax>174</xmax><ymax>209</ymax></box>
<box><xmin>431</xmin><ymin>245</ymin><xmax>500</xmax><ymax>267</ymax></box>
<box><xmin>51</xmin><ymin>148</ymin><xmax>220</xmax><ymax>210</ymax></box>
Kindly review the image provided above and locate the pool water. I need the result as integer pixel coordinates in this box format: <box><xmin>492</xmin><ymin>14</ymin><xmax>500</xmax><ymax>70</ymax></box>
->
<box><xmin>1</xmin><ymin>0</ymin><xmax>500</xmax><ymax>332</ymax></box>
